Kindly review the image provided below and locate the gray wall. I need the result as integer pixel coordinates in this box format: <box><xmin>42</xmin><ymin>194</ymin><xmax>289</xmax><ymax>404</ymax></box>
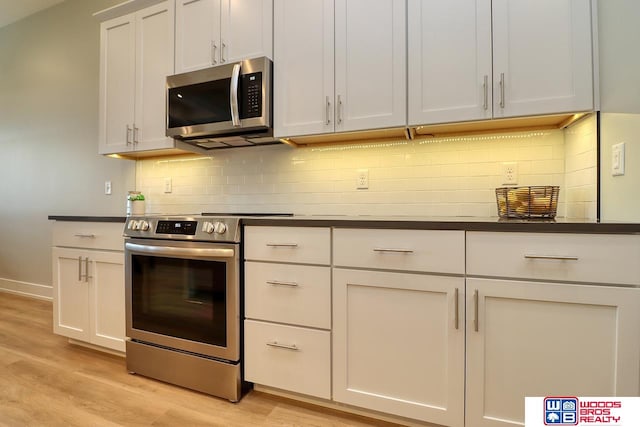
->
<box><xmin>0</xmin><ymin>0</ymin><xmax>134</xmax><ymax>296</ymax></box>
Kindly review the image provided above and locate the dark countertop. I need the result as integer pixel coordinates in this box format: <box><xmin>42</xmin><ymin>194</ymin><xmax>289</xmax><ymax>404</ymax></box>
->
<box><xmin>242</xmin><ymin>216</ymin><xmax>640</xmax><ymax>234</ymax></box>
<box><xmin>48</xmin><ymin>215</ymin><xmax>127</xmax><ymax>223</ymax></box>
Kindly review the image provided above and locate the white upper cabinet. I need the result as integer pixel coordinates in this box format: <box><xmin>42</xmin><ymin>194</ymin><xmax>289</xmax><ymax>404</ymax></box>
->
<box><xmin>175</xmin><ymin>0</ymin><xmax>273</xmax><ymax>73</ymax></box>
<box><xmin>334</xmin><ymin>0</ymin><xmax>406</xmax><ymax>132</ymax></box>
<box><xmin>274</xmin><ymin>0</ymin><xmax>406</xmax><ymax>138</ymax></box>
<box><xmin>408</xmin><ymin>0</ymin><xmax>594</xmax><ymax>126</ymax></box>
<box><xmin>273</xmin><ymin>0</ymin><xmax>334</xmax><ymax>137</ymax></box>
<box><xmin>408</xmin><ymin>0</ymin><xmax>492</xmax><ymax>125</ymax></box>
<box><xmin>99</xmin><ymin>1</ymin><xmax>175</xmax><ymax>155</ymax></box>
<box><xmin>492</xmin><ymin>0</ymin><xmax>594</xmax><ymax>118</ymax></box>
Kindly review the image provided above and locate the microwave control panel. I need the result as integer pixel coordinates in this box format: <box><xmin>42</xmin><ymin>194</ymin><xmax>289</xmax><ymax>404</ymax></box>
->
<box><xmin>240</xmin><ymin>72</ymin><xmax>262</xmax><ymax>119</ymax></box>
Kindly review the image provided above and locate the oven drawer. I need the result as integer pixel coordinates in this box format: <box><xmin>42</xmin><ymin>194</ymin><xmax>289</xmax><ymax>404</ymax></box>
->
<box><xmin>244</xmin><ymin>320</ymin><xmax>331</xmax><ymax>399</ymax></box>
<box><xmin>52</xmin><ymin>221</ymin><xmax>124</xmax><ymax>251</ymax></box>
<box><xmin>244</xmin><ymin>226</ymin><xmax>330</xmax><ymax>265</ymax></box>
<box><xmin>245</xmin><ymin>262</ymin><xmax>330</xmax><ymax>329</ymax></box>
<box><xmin>466</xmin><ymin>232</ymin><xmax>640</xmax><ymax>285</ymax></box>
<box><xmin>333</xmin><ymin>228</ymin><xmax>465</xmax><ymax>274</ymax></box>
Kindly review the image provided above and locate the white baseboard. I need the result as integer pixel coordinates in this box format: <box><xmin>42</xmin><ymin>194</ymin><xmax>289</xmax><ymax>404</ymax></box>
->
<box><xmin>0</xmin><ymin>278</ymin><xmax>52</xmax><ymax>300</ymax></box>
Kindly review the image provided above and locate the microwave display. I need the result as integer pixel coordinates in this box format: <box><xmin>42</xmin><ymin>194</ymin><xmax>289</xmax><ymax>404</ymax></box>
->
<box><xmin>168</xmin><ymin>72</ymin><xmax>263</xmax><ymax>129</ymax></box>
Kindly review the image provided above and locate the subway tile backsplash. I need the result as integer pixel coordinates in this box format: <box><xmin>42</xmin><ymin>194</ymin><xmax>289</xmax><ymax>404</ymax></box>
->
<box><xmin>136</xmin><ymin>121</ymin><xmax>596</xmax><ymax>219</ymax></box>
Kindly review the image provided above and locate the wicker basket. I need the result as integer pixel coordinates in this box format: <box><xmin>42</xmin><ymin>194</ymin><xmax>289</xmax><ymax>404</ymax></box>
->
<box><xmin>495</xmin><ymin>186</ymin><xmax>559</xmax><ymax>219</ymax></box>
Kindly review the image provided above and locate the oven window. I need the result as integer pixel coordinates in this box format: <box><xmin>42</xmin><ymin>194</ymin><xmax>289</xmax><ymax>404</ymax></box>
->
<box><xmin>168</xmin><ymin>78</ymin><xmax>232</xmax><ymax>128</ymax></box>
<box><xmin>131</xmin><ymin>254</ymin><xmax>227</xmax><ymax>347</ymax></box>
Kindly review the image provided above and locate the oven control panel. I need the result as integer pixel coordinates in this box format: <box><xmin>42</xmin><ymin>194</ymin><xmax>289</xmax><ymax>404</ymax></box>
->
<box><xmin>124</xmin><ymin>216</ymin><xmax>240</xmax><ymax>242</ymax></box>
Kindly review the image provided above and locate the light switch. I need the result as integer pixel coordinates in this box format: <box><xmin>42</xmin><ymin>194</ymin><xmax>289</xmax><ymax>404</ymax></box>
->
<box><xmin>612</xmin><ymin>142</ymin><xmax>625</xmax><ymax>176</ymax></box>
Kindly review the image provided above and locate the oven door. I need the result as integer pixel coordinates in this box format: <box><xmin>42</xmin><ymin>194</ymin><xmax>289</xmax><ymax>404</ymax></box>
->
<box><xmin>124</xmin><ymin>238</ymin><xmax>239</xmax><ymax>362</ymax></box>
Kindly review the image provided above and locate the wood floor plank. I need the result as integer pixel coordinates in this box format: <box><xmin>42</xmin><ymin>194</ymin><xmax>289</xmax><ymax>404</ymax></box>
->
<box><xmin>0</xmin><ymin>292</ymin><xmax>406</xmax><ymax>426</ymax></box>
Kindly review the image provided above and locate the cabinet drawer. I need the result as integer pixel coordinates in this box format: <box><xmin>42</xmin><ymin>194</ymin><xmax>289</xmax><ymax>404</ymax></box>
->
<box><xmin>52</xmin><ymin>221</ymin><xmax>124</xmax><ymax>251</ymax></box>
<box><xmin>244</xmin><ymin>320</ymin><xmax>331</xmax><ymax>399</ymax></box>
<box><xmin>333</xmin><ymin>228</ymin><xmax>465</xmax><ymax>274</ymax></box>
<box><xmin>466</xmin><ymin>232</ymin><xmax>640</xmax><ymax>285</ymax></box>
<box><xmin>244</xmin><ymin>226</ymin><xmax>330</xmax><ymax>264</ymax></box>
<box><xmin>245</xmin><ymin>262</ymin><xmax>330</xmax><ymax>329</ymax></box>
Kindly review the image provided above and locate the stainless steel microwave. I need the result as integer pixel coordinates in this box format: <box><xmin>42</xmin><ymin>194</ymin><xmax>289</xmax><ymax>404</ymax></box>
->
<box><xmin>166</xmin><ymin>56</ymin><xmax>275</xmax><ymax>150</ymax></box>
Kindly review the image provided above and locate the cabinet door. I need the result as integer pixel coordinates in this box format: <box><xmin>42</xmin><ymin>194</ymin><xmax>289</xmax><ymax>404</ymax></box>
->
<box><xmin>52</xmin><ymin>248</ymin><xmax>90</xmax><ymax>342</ymax></box>
<box><xmin>175</xmin><ymin>0</ymin><xmax>220</xmax><ymax>73</ymax></box>
<box><xmin>333</xmin><ymin>268</ymin><xmax>464</xmax><ymax>427</ymax></box>
<box><xmin>134</xmin><ymin>1</ymin><xmax>176</xmax><ymax>152</ymax></box>
<box><xmin>98</xmin><ymin>14</ymin><xmax>136</xmax><ymax>155</ymax></box>
<box><xmin>466</xmin><ymin>278</ymin><xmax>640</xmax><ymax>427</ymax></box>
<box><xmin>273</xmin><ymin>0</ymin><xmax>334</xmax><ymax>137</ymax></box>
<box><xmin>492</xmin><ymin>0</ymin><xmax>593</xmax><ymax>118</ymax></box>
<box><xmin>89</xmin><ymin>251</ymin><xmax>126</xmax><ymax>352</ymax></box>
<box><xmin>408</xmin><ymin>0</ymin><xmax>492</xmax><ymax>125</ymax></box>
<box><xmin>334</xmin><ymin>0</ymin><xmax>406</xmax><ymax>132</ymax></box>
<box><xmin>220</xmin><ymin>0</ymin><xmax>273</xmax><ymax>64</ymax></box>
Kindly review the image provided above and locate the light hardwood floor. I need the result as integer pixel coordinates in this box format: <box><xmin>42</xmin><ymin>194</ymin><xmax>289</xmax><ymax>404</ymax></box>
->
<box><xmin>0</xmin><ymin>292</ymin><xmax>404</xmax><ymax>427</ymax></box>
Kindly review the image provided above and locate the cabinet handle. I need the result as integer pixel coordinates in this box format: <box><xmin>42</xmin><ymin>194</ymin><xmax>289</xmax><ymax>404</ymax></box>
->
<box><xmin>266</xmin><ymin>341</ymin><xmax>299</xmax><ymax>351</ymax></box>
<box><xmin>74</xmin><ymin>233</ymin><xmax>95</xmax><ymax>238</ymax></box>
<box><xmin>474</xmin><ymin>289</ymin><xmax>479</xmax><ymax>332</ymax></box>
<box><xmin>325</xmin><ymin>96</ymin><xmax>331</xmax><ymax>125</ymax></box>
<box><xmin>337</xmin><ymin>94</ymin><xmax>343</xmax><ymax>124</ymax></box>
<box><xmin>266</xmin><ymin>243</ymin><xmax>298</xmax><ymax>248</ymax></box>
<box><xmin>133</xmin><ymin>125</ymin><xmax>139</xmax><ymax>144</ymax></box>
<box><xmin>499</xmin><ymin>73</ymin><xmax>505</xmax><ymax>108</ymax></box>
<box><xmin>84</xmin><ymin>257</ymin><xmax>91</xmax><ymax>282</ymax></box>
<box><xmin>266</xmin><ymin>280</ymin><xmax>299</xmax><ymax>287</ymax></box>
<box><xmin>454</xmin><ymin>287</ymin><xmax>459</xmax><ymax>330</ymax></box>
<box><xmin>524</xmin><ymin>254</ymin><xmax>579</xmax><ymax>261</ymax></box>
<box><xmin>78</xmin><ymin>256</ymin><xmax>83</xmax><ymax>282</ymax></box>
<box><xmin>221</xmin><ymin>41</ymin><xmax>226</xmax><ymax>63</ymax></box>
<box><xmin>126</xmin><ymin>125</ymin><xmax>132</xmax><ymax>144</ymax></box>
<box><xmin>373</xmin><ymin>248</ymin><xmax>414</xmax><ymax>254</ymax></box>
<box><xmin>211</xmin><ymin>41</ymin><xmax>218</xmax><ymax>65</ymax></box>
<box><xmin>483</xmin><ymin>75</ymin><xmax>489</xmax><ymax>110</ymax></box>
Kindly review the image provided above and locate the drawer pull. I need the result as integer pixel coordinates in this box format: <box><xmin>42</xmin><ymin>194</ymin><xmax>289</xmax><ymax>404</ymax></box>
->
<box><xmin>524</xmin><ymin>254</ymin><xmax>579</xmax><ymax>261</ymax></box>
<box><xmin>74</xmin><ymin>233</ymin><xmax>96</xmax><ymax>238</ymax></box>
<box><xmin>373</xmin><ymin>248</ymin><xmax>414</xmax><ymax>254</ymax></box>
<box><xmin>266</xmin><ymin>280</ymin><xmax>299</xmax><ymax>287</ymax></box>
<box><xmin>266</xmin><ymin>243</ymin><xmax>299</xmax><ymax>248</ymax></box>
<box><xmin>266</xmin><ymin>341</ymin><xmax>299</xmax><ymax>351</ymax></box>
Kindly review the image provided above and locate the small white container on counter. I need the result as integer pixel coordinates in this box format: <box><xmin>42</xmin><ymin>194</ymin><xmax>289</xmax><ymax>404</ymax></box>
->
<box><xmin>126</xmin><ymin>191</ymin><xmax>145</xmax><ymax>215</ymax></box>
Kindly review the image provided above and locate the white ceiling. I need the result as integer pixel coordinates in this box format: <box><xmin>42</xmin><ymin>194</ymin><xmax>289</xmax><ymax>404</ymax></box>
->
<box><xmin>0</xmin><ymin>0</ymin><xmax>64</xmax><ymax>29</ymax></box>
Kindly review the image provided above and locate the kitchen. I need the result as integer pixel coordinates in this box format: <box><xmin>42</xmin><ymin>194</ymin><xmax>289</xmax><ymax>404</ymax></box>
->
<box><xmin>1</xmin><ymin>0</ymin><xmax>640</xmax><ymax>426</ymax></box>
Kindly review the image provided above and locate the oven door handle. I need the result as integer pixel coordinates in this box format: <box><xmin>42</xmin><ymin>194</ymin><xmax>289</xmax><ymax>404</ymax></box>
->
<box><xmin>125</xmin><ymin>242</ymin><xmax>235</xmax><ymax>258</ymax></box>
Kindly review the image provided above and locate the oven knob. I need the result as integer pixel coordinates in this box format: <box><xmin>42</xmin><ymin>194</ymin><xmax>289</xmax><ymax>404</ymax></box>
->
<box><xmin>131</xmin><ymin>220</ymin><xmax>140</xmax><ymax>231</ymax></box>
<box><xmin>202</xmin><ymin>221</ymin><xmax>215</xmax><ymax>234</ymax></box>
<box><xmin>213</xmin><ymin>221</ymin><xmax>227</xmax><ymax>234</ymax></box>
<box><xmin>139</xmin><ymin>220</ymin><xmax>150</xmax><ymax>231</ymax></box>
<box><xmin>127</xmin><ymin>220</ymin><xmax>136</xmax><ymax>230</ymax></box>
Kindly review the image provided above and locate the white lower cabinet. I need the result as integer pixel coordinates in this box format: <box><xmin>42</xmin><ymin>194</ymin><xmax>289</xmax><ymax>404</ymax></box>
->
<box><xmin>333</xmin><ymin>268</ymin><xmax>464</xmax><ymax>427</ymax></box>
<box><xmin>52</xmin><ymin>221</ymin><xmax>125</xmax><ymax>353</ymax></box>
<box><xmin>244</xmin><ymin>320</ymin><xmax>331</xmax><ymax>398</ymax></box>
<box><xmin>465</xmin><ymin>278</ymin><xmax>640</xmax><ymax>427</ymax></box>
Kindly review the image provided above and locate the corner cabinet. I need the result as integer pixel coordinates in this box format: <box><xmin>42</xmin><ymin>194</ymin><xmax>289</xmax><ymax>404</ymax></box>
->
<box><xmin>52</xmin><ymin>221</ymin><xmax>126</xmax><ymax>353</ymax></box>
<box><xmin>465</xmin><ymin>232</ymin><xmax>640</xmax><ymax>427</ymax></box>
<box><xmin>332</xmin><ymin>228</ymin><xmax>466</xmax><ymax>427</ymax></box>
<box><xmin>98</xmin><ymin>1</ymin><xmax>176</xmax><ymax>155</ymax></box>
<box><xmin>408</xmin><ymin>0</ymin><xmax>594</xmax><ymax>126</ymax></box>
<box><xmin>274</xmin><ymin>0</ymin><xmax>406</xmax><ymax>138</ymax></box>
<box><xmin>175</xmin><ymin>0</ymin><xmax>273</xmax><ymax>74</ymax></box>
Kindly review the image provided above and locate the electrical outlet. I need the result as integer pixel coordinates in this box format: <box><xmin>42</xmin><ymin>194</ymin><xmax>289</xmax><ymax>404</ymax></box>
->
<box><xmin>164</xmin><ymin>177</ymin><xmax>172</xmax><ymax>193</ymax></box>
<box><xmin>357</xmin><ymin>169</ymin><xmax>369</xmax><ymax>190</ymax></box>
<box><xmin>104</xmin><ymin>180</ymin><xmax>112</xmax><ymax>195</ymax></box>
<box><xmin>501</xmin><ymin>162</ymin><xmax>518</xmax><ymax>185</ymax></box>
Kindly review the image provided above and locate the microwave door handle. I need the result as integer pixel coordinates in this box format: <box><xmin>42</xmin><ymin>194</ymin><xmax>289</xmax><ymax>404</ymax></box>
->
<box><xmin>230</xmin><ymin>63</ymin><xmax>241</xmax><ymax>127</ymax></box>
